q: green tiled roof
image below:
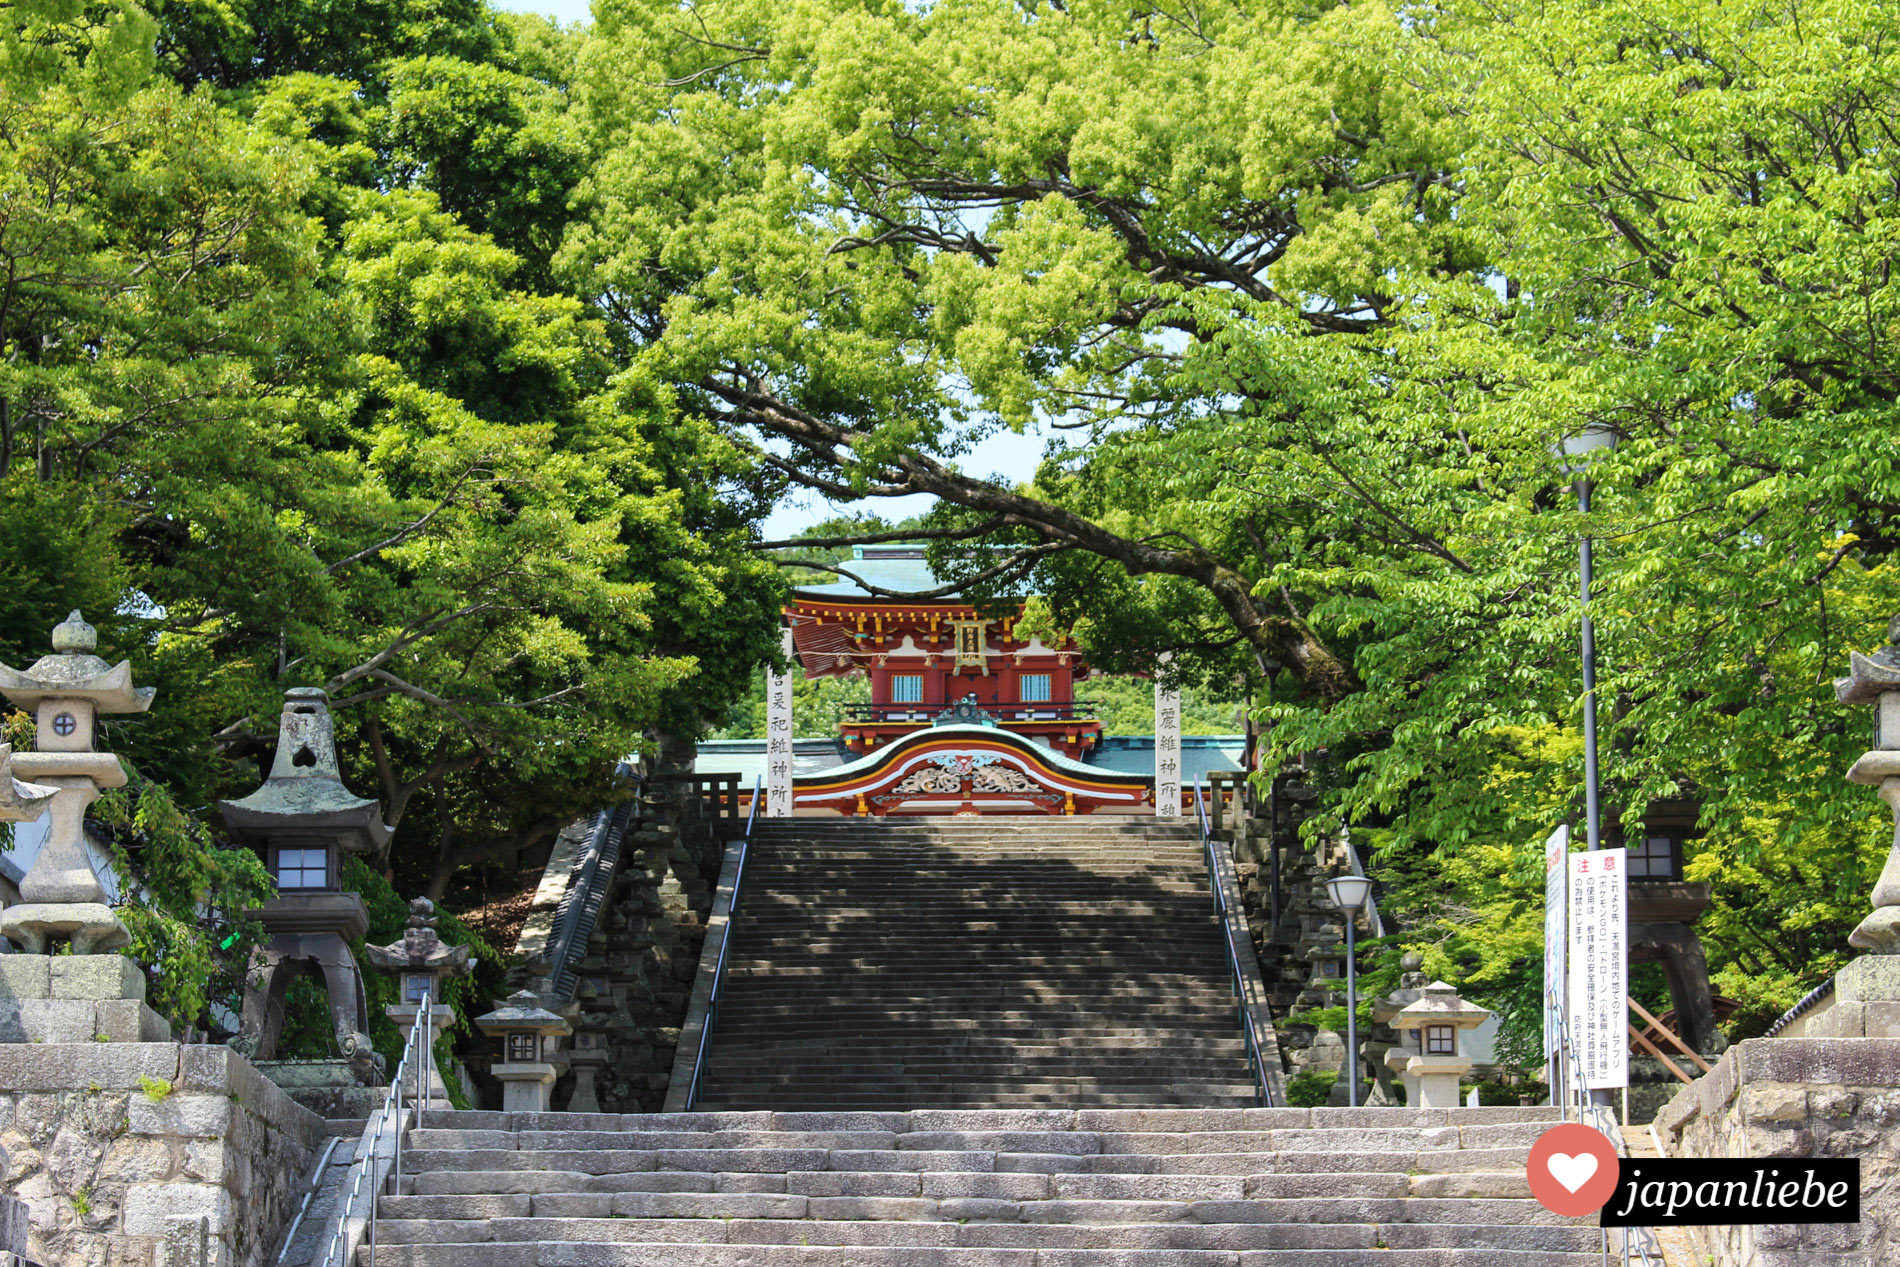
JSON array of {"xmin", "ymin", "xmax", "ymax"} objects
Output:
[{"xmin": 792, "ymin": 545, "xmax": 1001, "ymax": 601}]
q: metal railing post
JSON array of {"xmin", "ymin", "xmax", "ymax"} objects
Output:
[{"xmin": 685, "ymin": 777, "xmax": 763, "ymax": 1110}]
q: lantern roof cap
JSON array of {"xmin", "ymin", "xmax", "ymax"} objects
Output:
[
  {"xmin": 474, "ymin": 990, "xmax": 571, "ymax": 1036},
  {"xmin": 219, "ymin": 689, "xmax": 389, "ymax": 853},
  {"xmin": 364, "ymin": 897, "xmax": 472, "ymax": 976},
  {"xmin": 0, "ymin": 612, "xmax": 155, "ymax": 714},
  {"xmin": 1837, "ymin": 617, "xmax": 1900, "ymax": 703},
  {"xmin": 1391, "ymin": 982, "xmax": 1491, "ymax": 1031}
]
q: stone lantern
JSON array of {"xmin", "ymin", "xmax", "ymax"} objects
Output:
[
  {"xmin": 474, "ymin": 991, "xmax": 572, "ymax": 1112},
  {"xmin": 563, "ymin": 1034, "xmax": 610, "ymax": 1114},
  {"xmin": 1387, "ymin": 982, "xmax": 1491, "ymax": 1109},
  {"xmin": 219, "ymin": 688, "xmax": 389, "ymax": 1081},
  {"xmin": 0, "ymin": 612, "xmax": 153, "ymax": 954},
  {"xmin": 1369, "ymin": 951, "xmax": 1429, "ymax": 1104},
  {"xmin": 365, "ymin": 897, "xmax": 471, "ymax": 1107},
  {"xmin": 1835, "ymin": 615, "xmax": 1900, "ymax": 954}
]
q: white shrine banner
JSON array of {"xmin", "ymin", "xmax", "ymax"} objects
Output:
[
  {"xmin": 1543, "ymin": 824, "xmax": 1570, "ymax": 1063},
  {"xmin": 765, "ymin": 627, "xmax": 794, "ymax": 817},
  {"xmin": 1567, "ymin": 847, "xmax": 1628, "ymax": 1090},
  {"xmin": 1154, "ymin": 654, "xmax": 1182, "ymax": 818}
]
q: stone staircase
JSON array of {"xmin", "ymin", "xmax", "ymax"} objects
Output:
[
  {"xmin": 361, "ymin": 1106, "xmax": 1600, "ymax": 1265},
  {"xmin": 694, "ymin": 819, "xmax": 1261, "ymax": 1109}
]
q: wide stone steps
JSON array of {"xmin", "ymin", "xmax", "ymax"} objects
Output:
[
  {"xmin": 358, "ymin": 1110, "xmax": 1601, "ymax": 1267},
  {"xmin": 699, "ymin": 819, "xmax": 1255, "ymax": 1108}
]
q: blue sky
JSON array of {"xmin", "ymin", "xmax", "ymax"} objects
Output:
[{"xmin": 494, "ymin": 0, "xmax": 593, "ymax": 23}]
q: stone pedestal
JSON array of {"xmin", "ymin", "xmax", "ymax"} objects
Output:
[
  {"xmin": 1403, "ymin": 1053, "xmax": 1473, "ymax": 1108},
  {"xmin": 491, "ymin": 1061, "xmax": 560, "ymax": 1113},
  {"xmin": 384, "ymin": 1001, "xmax": 457, "ymax": 1107},
  {"xmin": 1383, "ymin": 1047, "xmax": 1420, "ymax": 1106},
  {"xmin": 565, "ymin": 1043, "xmax": 608, "ymax": 1114},
  {"xmin": 0, "ymin": 954, "xmax": 170, "ymax": 1044}
]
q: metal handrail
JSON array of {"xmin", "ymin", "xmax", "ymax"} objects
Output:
[
  {"xmin": 318, "ymin": 988, "xmax": 436, "ymax": 1267},
  {"xmin": 547, "ymin": 766, "xmax": 641, "ymax": 1000},
  {"xmin": 1196, "ymin": 783, "xmax": 1275, "ymax": 1107},
  {"xmin": 1547, "ymin": 1001, "xmax": 1663, "ymax": 1267},
  {"xmin": 272, "ymin": 1135, "xmax": 342, "ymax": 1265},
  {"xmin": 684, "ymin": 775, "xmax": 763, "ymax": 1110}
]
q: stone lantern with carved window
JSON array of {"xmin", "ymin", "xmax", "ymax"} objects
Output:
[
  {"xmin": 474, "ymin": 990, "xmax": 573, "ymax": 1112},
  {"xmin": 366, "ymin": 897, "xmax": 472, "ymax": 1107},
  {"xmin": 1387, "ymin": 982, "xmax": 1491, "ymax": 1109},
  {"xmin": 0, "ymin": 611, "xmax": 154, "ymax": 955},
  {"xmin": 219, "ymin": 688, "xmax": 389, "ymax": 1081}
]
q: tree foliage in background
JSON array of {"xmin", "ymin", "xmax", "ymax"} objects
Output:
[
  {"xmin": 0, "ymin": 0, "xmax": 779, "ymax": 1048},
  {"xmin": 570, "ymin": 0, "xmax": 1900, "ymax": 1055},
  {"xmin": 7, "ymin": 0, "xmax": 1900, "ymax": 1065}
]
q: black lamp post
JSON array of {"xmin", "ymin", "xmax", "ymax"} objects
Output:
[
  {"xmin": 1558, "ymin": 425, "xmax": 1618, "ymax": 851},
  {"xmin": 1325, "ymin": 873, "xmax": 1373, "ymax": 1107}
]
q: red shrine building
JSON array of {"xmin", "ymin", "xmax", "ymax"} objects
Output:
[
  {"xmin": 788, "ymin": 546, "xmax": 1103, "ymax": 760},
  {"xmin": 695, "ymin": 544, "xmax": 1245, "ymax": 816}
]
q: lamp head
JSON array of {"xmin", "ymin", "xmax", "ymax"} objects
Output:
[
  {"xmin": 1555, "ymin": 424, "xmax": 1620, "ymax": 475},
  {"xmin": 1326, "ymin": 873, "xmax": 1372, "ymax": 912}
]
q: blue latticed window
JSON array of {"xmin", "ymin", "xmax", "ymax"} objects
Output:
[
  {"xmin": 891, "ymin": 674, "xmax": 924, "ymax": 703},
  {"xmin": 1629, "ymin": 835, "xmax": 1681, "ymax": 881},
  {"xmin": 274, "ymin": 847, "xmax": 328, "ymax": 889},
  {"xmin": 1020, "ymin": 673, "xmax": 1052, "ymax": 702}
]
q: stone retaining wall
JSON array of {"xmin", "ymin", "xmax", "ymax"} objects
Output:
[
  {"xmin": 0, "ymin": 1042, "xmax": 320, "ymax": 1267},
  {"xmin": 1655, "ymin": 1036, "xmax": 1900, "ymax": 1266}
]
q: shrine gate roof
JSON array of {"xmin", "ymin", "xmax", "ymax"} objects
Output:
[{"xmin": 790, "ymin": 545, "xmax": 995, "ymax": 603}]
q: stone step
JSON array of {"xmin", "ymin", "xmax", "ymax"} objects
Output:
[
  {"xmin": 419, "ymin": 1109, "xmax": 1559, "ymax": 1131},
  {"xmin": 688, "ymin": 1090, "xmax": 1273, "ymax": 1109},
  {"xmin": 358, "ymin": 1242, "xmax": 1604, "ymax": 1266},
  {"xmin": 408, "ymin": 1132, "xmax": 1550, "ymax": 1162},
  {"xmin": 403, "ymin": 1148, "xmax": 1532, "ymax": 1195},
  {"xmin": 710, "ymin": 989, "xmax": 1242, "ymax": 1005},
  {"xmin": 370, "ymin": 1216, "xmax": 1598, "ymax": 1250},
  {"xmin": 709, "ymin": 1007, "xmax": 1245, "ymax": 1023},
  {"xmin": 709, "ymin": 1022, "xmax": 1246, "ymax": 1038},
  {"xmin": 397, "ymin": 1170, "xmax": 1527, "ymax": 1200},
  {"xmin": 690, "ymin": 1096, "xmax": 1269, "ymax": 1111},
  {"xmin": 376, "ymin": 1192, "xmax": 1565, "ymax": 1225},
  {"xmin": 702, "ymin": 1043, "xmax": 1251, "ymax": 1060},
  {"xmin": 394, "ymin": 1162, "xmax": 1522, "ymax": 1200}
]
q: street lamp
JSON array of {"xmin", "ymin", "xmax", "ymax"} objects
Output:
[
  {"xmin": 1557, "ymin": 424, "xmax": 1619, "ymax": 852},
  {"xmin": 1325, "ymin": 873, "xmax": 1373, "ymax": 1107}
]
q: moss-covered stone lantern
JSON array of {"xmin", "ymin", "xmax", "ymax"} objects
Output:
[
  {"xmin": 219, "ymin": 688, "xmax": 390, "ymax": 1080},
  {"xmin": 366, "ymin": 897, "xmax": 471, "ymax": 1107}
]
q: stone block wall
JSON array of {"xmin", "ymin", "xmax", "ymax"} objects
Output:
[
  {"xmin": 553, "ymin": 824, "xmax": 712, "ymax": 1111},
  {"xmin": 0, "ymin": 1042, "xmax": 319, "ymax": 1267},
  {"xmin": 505, "ymin": 804, "xmax": 724, "ymax": 1114},
  {"xmin": 1655, "ymin": 1036, "xmax": 1900, "ymax": 1266},
  {"xmin": 0, "ymin": 957, "xmax": 173, "ymax": 1045}
]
